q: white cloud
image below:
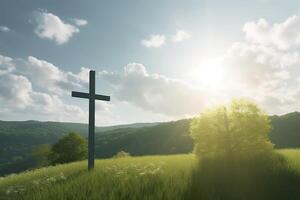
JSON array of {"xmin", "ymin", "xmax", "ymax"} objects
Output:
[
  {"xmin": 73, "ymin": 18, "xmax": 88, "ymax": 26},
  {"xmin": 243, "ymin": 15, "xmax": 300, "ymax": 50},
  {"xmin": 141, "ymin": 34, "xmax": 166, "ymax": 48},
  {"xmin": 218, "ymin": 43, "xmax": 298, "ymax": 114},
  {"xmin": 34, "ymin": 11, "xmax": 79, "ymax": 44},
  {"xmin": 8, "ymin": 56, "xmax": 94, "ymax": 96},
  {"xmin": 100, "ymin": 63, "xmax": 215, "ymax": 116},
  {"xmin": 214, "ymin": 15, "xmax": 300, "ymax": 114},
  {"xmin": 0, "ymin": 74, "xmax": 33, "ymax": 108},
  {"xmin": 0, "ymin": 54, "xmax": 116, "ymax": 123},
  {"xmin": 0, "ymin": 55, "xmax": 15, "ymax": 75},
  {"xmin": 0, "ymin": 72, "xmax": 86, "ymax": 122},
  {"xmin": 0, "ymin": 26, "xmax": 10, "ymax": 32},
  {"xmin": 222, "ymin": 42, "xmax": 299, "ymax": 91},
  {"xmin": 171, "ymin": 30, "xmax": 191, "ymax": 43},
  {"xmin": 18, "ymin": 56, "xmax": 76, "ymax": 95},
  {"xmin": 3, "ymin": 13, "xmax": 300, "ymax": 123},
  {"xmin": 68, "ymin": 67, "xmax": 90, "ymax": 84}
]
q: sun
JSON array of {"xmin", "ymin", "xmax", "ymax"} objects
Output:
[{"xmin": 189, "ymin": 59, "xmax": 225, "ymax": 88}]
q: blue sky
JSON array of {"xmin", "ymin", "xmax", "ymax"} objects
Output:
[{"xmin": 1, "ymin": 0, "xmax": 300, "ymax": 125}]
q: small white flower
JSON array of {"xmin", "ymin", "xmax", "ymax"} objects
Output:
[{"xmin": 139, "ymin": 172, "xmax": 146, "ymax": 176}]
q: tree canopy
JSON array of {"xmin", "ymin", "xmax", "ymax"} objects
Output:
[
  {"xmin": 48, "ymin": 132, "xmax": 87, "ymax": 164},
  {"xmin": 190, "ymin": 99, "xmax": 273, "ymax": 158}
]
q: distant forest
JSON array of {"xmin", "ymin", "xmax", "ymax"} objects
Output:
[{"xmin": 1, "ymin": 112, "xmax": 300, "ymax": 176}]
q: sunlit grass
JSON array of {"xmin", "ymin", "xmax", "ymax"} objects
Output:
[
  {"xmin": 1, "ymin": 150, "xmax": 300, "ymax": 200},
  {"xmin": 278, "ymin": 149, "xmax": 300, "ymax": 168},
  {"xmin": 0, "ymin": 154, "xmax": 195, "ymax": 200}
]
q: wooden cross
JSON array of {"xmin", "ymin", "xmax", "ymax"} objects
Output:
[{"xmin": 71, "ymin": 70, "xmax": 110, "ymax": 170}]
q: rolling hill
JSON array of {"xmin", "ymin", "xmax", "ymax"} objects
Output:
[
  {"xmin": 1, "ymin": 112, "xmax": 300, "ymax": 176},
  {"xmin": 1, "ymin": 150, "xmax": 300, "ymax": 200},
  {"xmin": 0, "ymin": 120, "xmax": 158, "ymax": 176}
]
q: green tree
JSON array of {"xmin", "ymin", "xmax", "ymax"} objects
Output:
[
  {"xmin": 190, "ymin": 98, "xmax": 273, "ymax": 158},
  {"xmin": 32, "ymin": 144, "xmax": 51, "ymax": 167},
  {"xmin": 49, "ymin": 132, "xmax": 87, "ymax": 165}
]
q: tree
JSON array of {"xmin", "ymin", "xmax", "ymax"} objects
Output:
[
  {"xmin": 32, "ymin": 144, "xmax": 51, "ymax": 167},
  {"xmin": 48, "ymin": 132, "xmax": 87, "ymax": 165},
  {"xmin": 190, "ymin": 98, "xmax": 273, "ymax": 158}
]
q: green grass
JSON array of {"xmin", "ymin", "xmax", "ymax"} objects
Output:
[
  {"xmin": 0, "ymin": 154, "xmax": 195, "ymax": 200},
  {"xmin": 2, "ymin": 150, "xmax": 300, "ymax": 200},
  {"xmin": 278, "ymin": 149, "xmax": 300, "ymax": 168}
]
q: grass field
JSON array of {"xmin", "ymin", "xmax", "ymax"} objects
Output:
[
  {"xmin": 1, "ymin": 150, "xmax": 300, "ymax": 200},
  {"xmin": 0, "ymin": 154, "xmax": 196, "ymax": 200}
]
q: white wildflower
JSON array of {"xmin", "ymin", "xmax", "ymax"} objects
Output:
[{"xmin": 139, "ymin": 172, "xmax": 146, "ymax": 176}]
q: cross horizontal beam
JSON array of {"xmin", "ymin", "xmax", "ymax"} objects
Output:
[{"xmin": 72, "ymin": 91, "xmax": 110, "ymax": 101}]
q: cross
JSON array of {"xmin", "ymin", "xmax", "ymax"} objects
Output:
[{"xmin": 71, "ymin": 70, "xmax": 110, "ymax": 170}]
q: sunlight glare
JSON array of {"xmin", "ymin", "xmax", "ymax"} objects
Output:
[{"xmin": 189, "ymin": 59, "xmax": 224, "ymax": 88}]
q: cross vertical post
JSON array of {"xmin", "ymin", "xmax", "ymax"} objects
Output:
[
  {"xmin": 88, "ymin": 70, "xmax": 95, "ymax": 170},
  {"xmin": 71, "ymin": 70, "xmax": 110, "ymax": 171}
]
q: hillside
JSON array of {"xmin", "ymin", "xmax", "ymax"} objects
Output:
[
  {"xmin": 269, "ymin": 112, "xmax": 300, "ymax": 148},
  {"xmin": 0, "ymin": 155, "xmax": 195, "ymax": 200},
  {"xmin": 0, "ymin": 120, "xmax": 158, "ymax": 176},
  {"xmin": 95, "ymin": 119, "xmax": 192, "ymax": 158},
  {"xmin": 1, "ymin": 150, "xmax": 300, "ymax": 200},
  {"xmin": 1, "ymin": 112, "xmax": 300, "ymax": 176}
]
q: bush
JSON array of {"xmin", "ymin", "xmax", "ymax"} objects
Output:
[
  {"xmin": 113, "ymin": 151, "xmax": 131, "ymax": 158},
  {"xmin": 190, "ymin": 98, "xmax": 273, "ymax": 159},
  {"xmin": 48, "ymin": 133, "xmax": 87, "ymax": 165},
  {"xmin": 186, "ymin": 99, "xmax": 300, "ymax": 200}
]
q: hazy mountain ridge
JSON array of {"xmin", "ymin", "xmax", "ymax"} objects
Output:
[
  {"xmin": 0, "ymin": 120, "xmax": 159, "ymax": 136},
  {"xmin": 269, "ymin": 112, "xmax": 300, "ymax": 148}
]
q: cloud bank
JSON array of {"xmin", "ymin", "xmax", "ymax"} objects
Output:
[
  {"xmin": 99, "ymin": 63, "xmax": 213, "ymax": 116},
  {"xmin": 0, "ymin": 54, "xmax": 109, "ymax": 122},
  {"xmin": 243, "ymin": 15, "xmax": 300, "ymax": 50}
]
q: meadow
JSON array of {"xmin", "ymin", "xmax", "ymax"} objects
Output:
[
  {"xmin": 0, "ymin": 154, "xmax": 195, "ymax": 200},
  {"xmin": 1, "ymin": 150, "xmax": 300, "ymax": 200}
]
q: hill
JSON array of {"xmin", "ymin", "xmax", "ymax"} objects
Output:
[
  {"xmin": 0, "ymin": 154, "xmax": 195, "ymax": 200},
  {"xmin": 1, "ymin": 111, "xmax": 300, "ymax": 176},
  {"xmin": 1, "ymin": 150, "xmax": 300, "ymax": 200},
  {"xmin": 269, "ymin": 112, "xmax": 300, "ymax": 148},
  {"xmin": 0, "ymin": 120, "xmax": 158, "ymax": 176},
  {"xmin": 95, "ymin": 119, "xmax": 192, "ymax": 158}
]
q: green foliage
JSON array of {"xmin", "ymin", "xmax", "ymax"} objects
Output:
[
  {"xmin": 32, "ymin": 144, "xmax": 51, "ymax": 167},
  {"xmin": 186, "ymin": 99, "xmax": 300, "ymax": 200},
  {"xmin": 191, "ymin": 99, "xmax": 273, "ymax": 158},
  {"xmin": 48, "ymin": 133, "xmax": 87, "ymax": 165}
]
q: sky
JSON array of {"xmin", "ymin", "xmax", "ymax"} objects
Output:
[{"xmin": 1, "ymin": 0, "xmax": 300, "ymax": 125}]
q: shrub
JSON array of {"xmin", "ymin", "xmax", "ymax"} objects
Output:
[
  {"xmin": 113, "ymin": 151, "xmax": 131, "ymax": 158},
  {"xmin": 48, "ymin": 133, "xmax": 87, "ymax": 165},
  {"xmin": 190, "ymin": 98, "xmax": 273, "ymax": 159}
]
